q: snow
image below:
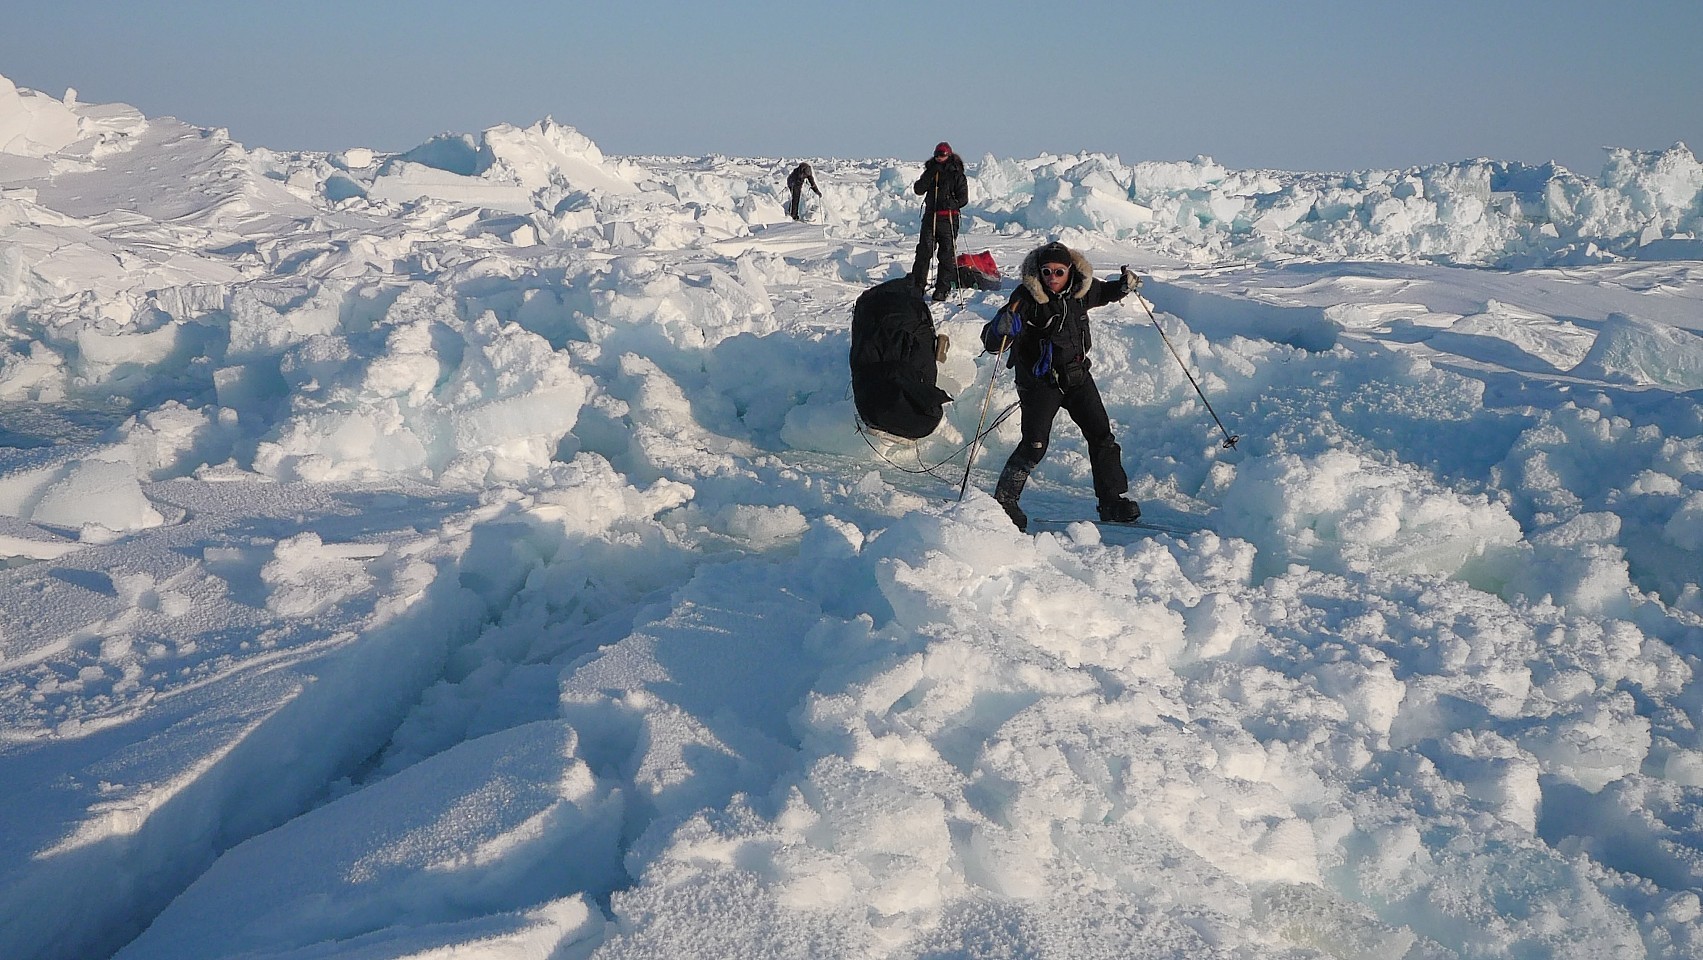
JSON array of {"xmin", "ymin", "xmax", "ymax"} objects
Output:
[{"xmin": 3, "ymin": 74, "xmax": 1703, "ymax": 960}]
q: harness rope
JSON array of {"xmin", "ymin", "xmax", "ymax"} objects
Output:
[{"xmin": 855, "ymin": 398, "xmax": 1019, "ymax": 486}]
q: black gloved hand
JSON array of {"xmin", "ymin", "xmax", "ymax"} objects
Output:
[
  {"xmin": 982, "ymin": 307, "xmax": 1022, "ymax": 353},
  {"xmin": 1119, "ymin": 265, "xmax": 1142, "ymax": 296}
]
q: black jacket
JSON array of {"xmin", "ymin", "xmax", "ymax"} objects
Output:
[
  {"xmin": 913, "ymin": 154, "xmax": 967, "ymax": 213},
  {"xmin": 787, "ymin": 162, "xmax": 821, "ymax": 195},
  {"xmin": 982, "ymin": 244, "xmax": 1131, "ymax": 387}
]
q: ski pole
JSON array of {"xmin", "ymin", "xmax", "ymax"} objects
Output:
[
  {"xmin": 1135, "ymin": 291, "xmax": 1240, "ymax": 450},
  {"xmin": 958, "ymin": 335, "xmax": 1009, "ymax": 501}
]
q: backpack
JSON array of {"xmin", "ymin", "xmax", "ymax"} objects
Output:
[{"xmin": 849, "ymin": 278, "xmax": 954, "ymax": 438}]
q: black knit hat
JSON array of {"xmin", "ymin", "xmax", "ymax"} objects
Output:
[{"xmin": 1036, "ymin": 242, "xmax": 1072, "ymax": 268}]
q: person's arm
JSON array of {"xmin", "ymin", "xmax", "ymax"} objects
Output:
[
  {"xmin": 913, "ymin": 160, "xmax": 937, "ymax": 196},
  {"xmin": 1085, "ymin": 278, "xmax": 1120, "ymax": 309},
  {"xmin": 980, "ymin": 292, "xmax": 1027, "ymax": 352},
  {"xmin": 1085, "ymin": 268, "xmax": 1141, "ymax": 309},
  {"xmin": 809, "ymin": 174, "xmax": 821, "ymax": 196}
]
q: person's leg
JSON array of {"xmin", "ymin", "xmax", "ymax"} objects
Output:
[
  {"xmin": 790, "ymin": 185, "xmax": 802, "ymax": 220},
  {"xmin": 932, "ymin": 216, "xmax": 959, "ymax": 301},
  {"xmin": 911, "ymin": 214, "xmax": 937, "ymax": 289},
  {"xmin": 993, "ymin": 384, "xmax": 1063, "ymax": 530},
  {"xmin": 1061, "ymin": 376, "xmax": 1131, "ymax": 505}
]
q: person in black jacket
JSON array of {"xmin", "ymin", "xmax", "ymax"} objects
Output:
[
  {"xmin": 909, "ymin": 141, "xmax": 968, "ymax": 302},
  {"xmin": 979, "ymin": 241, "xmax": 1143, "ymax": 531},
  {"xmin": 786, "ymin": 162, "xmax": 821, "ymax": 221}
]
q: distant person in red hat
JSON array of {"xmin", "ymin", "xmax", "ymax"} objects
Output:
[{"xmin": 910, "ymin": 141, "xmax": 968, "ymax": 302}]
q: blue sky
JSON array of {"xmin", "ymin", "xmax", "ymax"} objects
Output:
[{"xmin": 4, "ymin": 0, "xmax": 1700, "ymax": 174}]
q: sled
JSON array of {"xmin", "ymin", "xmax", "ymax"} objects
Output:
[{"xmin": 955, "ymin": 251, "xmax": 1001, "ymax": 291}]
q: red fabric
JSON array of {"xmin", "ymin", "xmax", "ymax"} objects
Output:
[{"xmin": 955, "ymin": 250, "xmax": 1000, "ymax": 279}]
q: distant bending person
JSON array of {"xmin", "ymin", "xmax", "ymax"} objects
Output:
[
  {"xmin": 787, "ymin": 162, "xmax": 822, "ymax": 221},
  {"xmin": 910, "ymin": 141, "xmax": 967, "ymax": 302},
  {"xmin": 979, "ymin": 241, "xmax": 1144, "ymax": 532}
]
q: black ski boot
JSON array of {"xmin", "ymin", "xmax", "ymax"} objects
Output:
[
  {"xmin": 994, "ymin": 458, "xmax": 1033, "ymax": 533},
  {"xmin": 997, "ymin": 498, "xmax": 1028, "ymax": 533},
  {"xmin": 1097, "ymin": 497, "xmax": 1141, "ymax": 524}
]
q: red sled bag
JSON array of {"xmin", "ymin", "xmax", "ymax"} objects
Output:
[{"xmin": 954, "ymin": 251, "xmax": 1002, "ymax": 291}]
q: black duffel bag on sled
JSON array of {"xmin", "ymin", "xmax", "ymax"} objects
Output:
[{"xmin": 849, "ymin": 277, "xmax": 953, "ymax": 439}]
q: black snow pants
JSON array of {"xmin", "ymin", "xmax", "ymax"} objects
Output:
[
  {"xmin": 994, "ymin": 370, "xmax": 1129, "ymax": 506},
  {"xmin": 910, "ymin": 210, "xmax": 959, "ymax": 299}
]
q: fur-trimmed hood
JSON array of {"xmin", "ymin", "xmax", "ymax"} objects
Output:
[{"xmin": 1019, "ymin": 243, "xmax": 1096, "ymax": 303}]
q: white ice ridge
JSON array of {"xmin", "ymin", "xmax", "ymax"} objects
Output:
[{"xmin": 3, "ymin": 73, "xmax": 1703, "ymax": 960}]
